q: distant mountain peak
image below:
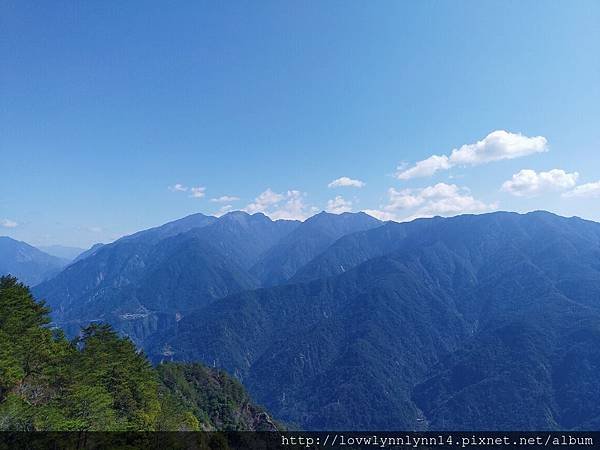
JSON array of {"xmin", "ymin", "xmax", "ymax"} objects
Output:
[
  {"xmin": 302, "ymin": 210, "xmax": 381, "ymax": 231},
  {"xmin": 0, "ymin": 236, "xmax": 68, "ymax": 286},
  {"xmin": 148, "ymin": 211, "xmax": 600, "ymax": 430},
  {"xmin": 218, "ymin": 211, "xmax": 276, "ymax": 228},
  {"xmin": 249, "ymin": 210, "xmax": 382, "ymax": 286},
  {"xmin": 222, "ymin": 210, "xmax": 251, "ymax": 218}
]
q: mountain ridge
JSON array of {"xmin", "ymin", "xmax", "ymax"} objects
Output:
[
  {"xmin": 25, "ymin": 210, "xmax": 600, "ymax": 429},
  {"xmin": 143, "ymin": 210, "xmax": 600, "ymax": 430},
  {"xmin": 250, "ymin": 211, "xmax": 382, "ymax": 286},
  {"xmin": 0, "ymin": 236, "xmax": 69, "ymax": 286}
]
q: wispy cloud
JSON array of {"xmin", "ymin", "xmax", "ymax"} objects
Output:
[
  {"xmin": 189, "ymin": 187, "xmax": 206, "ymax": 198},
  {"xmin": 214, "ymin": 204, "xmax": 234, "ymax": 217},
  {"xmin": 364, "ymin": 183, "xmax": 497, "ymax": 222},
  {"xmin": 244, "ymin": 188, "xmax": 317, "ymax": 220},
  {"xmin": 502, "ymin": 169, "xmax": 579, "ymax": 197},
  {"xmin": 397, "ymin": 130, "xmax": 548, "ymax": 180},
  {"xmin": 1, "ymin": 219, "xmax": 18, "ymax": 228},
  {"xmin": 211, "ymin": 195, "xmax": 240, "ymax": 203},
  {"xmin": 562, "ymin": 181, "xmax": 600, "ymax": 198},
  {"xmin": 168, "ymin": 183, "xmax": 206, "ymax": 199},
  {"xmin": 326, "ymin": 196, "xmax": 353, "ymax": 214},
  {"xmin": 168, "ymin": 183, "xmax": 188, "ymax": 192},
  {"xmin": 396, "ymin": 155, "xmax": 451, "ymax": 180},
  {"xmin": 328, "ymin": 177, "xmax": 366, "ymax": 188}
]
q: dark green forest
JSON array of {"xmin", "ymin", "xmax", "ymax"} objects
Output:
[{"xmin": 0, "ymin": 276, "xmax": 278, "ymax": 432}]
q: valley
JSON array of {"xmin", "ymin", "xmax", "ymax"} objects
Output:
[{"xmin": 14, "ymin": 210, "xmax": 600, "ymax": 430}]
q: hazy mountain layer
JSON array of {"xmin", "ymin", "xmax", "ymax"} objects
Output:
[
  {"xmin": 34, "ymin": 211, "xmax": 303, "ymax": 343},
  {"xmin": 31, "ymin": 210, "xmax": 600, "ymax": 430},
  {"xmin": 145, "ymin": 211, "xmax": 600, "ymax": 430},
  {"xmin": 38, "ymin": 245, "xmax": 86, "ymax": 261},
  {"xmin": 0, "ymin": 236, "xmax": 68, "ymax": 286}
]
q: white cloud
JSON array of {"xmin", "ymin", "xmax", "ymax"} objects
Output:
[
  {"xmin": 169, "ymin": 183, "xmax": 206, "ymax": 199},
  {"xmin": 189, "ymin": 186, "xmax": 206, "ymax": 198},
  {"xmin": 211, "ymin": 195, "xmax": 240, "ymax": 203},
  {"xmin": 168, "ymin": 183, "xmax": 188, "ymax": 192},
  {"xmin": 397, "ymin": 130, "xmax": 548, "ymax": 179},
  {"xmin": 396, "ymin": 155, "xmax": 451, "ymax": 180},
  {"xmin": 1, "ymin": 219, "xmax": 18, "ymax": 228},
  {"xmin": 361, "ymin": 209, "xmax": 398, "ymax": 222},
  {"xmin": 88, "ymin": 226, "xmax": 103, "ymax": 233},
  {"xmin": 501, "ymin": 169, "xmax": 579, "ymax": 197},
  {"xmin": 365, "ymin": 183, "xmax": 497, "ymax": 222},
  {"xmin": 328, "ymin": 177, "xmax": 366, "ymax": 188},
  {"xmin": 563, "ymin": 181, "xmax": 600, "ymax": 198},
  {"xmin": 449, "ymin": 130, "xmax": 548, "ymax": 165},
  {"xmin": 214, "ymin": 204, "xmax": 234, "ymax": 217},
  {"xmin": 244, "ymin": 188, "xmax": 284, "ymax": 213},
  {"xmin": 244, "ymin": 188, "xmax": 316, "ymax": 220},
  {"xmin": 326, "ymin": 196, "xmax": 353, "ymax": 214}
]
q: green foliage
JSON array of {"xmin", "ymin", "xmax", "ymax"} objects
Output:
[
  {"xmin": 72, "ymin": 323, "xmax": 160, "ymax": 429},
  {"xmin": 0, "ymin": 275, "xmax": 277, "ymax": 431},
  {"xmin": 155, "ymin": 385, "xmax": 201, "ymax": 431},
  {"xmin": 157, "ymin": 363, "xmax": 281, "ymax": 431}
]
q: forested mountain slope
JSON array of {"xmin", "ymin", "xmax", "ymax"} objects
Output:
[
  {"xmin": 0, "ymin": 276, "xmax": 279, "ymax": 431},
  {"xmin": 33, "ymin": 211, "xmax": 376, "ymax": 344},
  {"xmin": 28, "ymin": 210, "xmax": 600, "ymax": 430},
  {"xmin": 250, "ymin": 211, "xmax": 381, "ymax": 286},
  {"xmin": 145, "ymin": 211, "xmax": 600, "ymax": 430},
  {"xmin": 33, "ymin": 212, "xmax": 300, "ymax": 343}
]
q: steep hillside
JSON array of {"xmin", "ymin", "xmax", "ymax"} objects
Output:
[
  {"xmin": 0, "ymin": 276, "xmax": 279, "ymax": 432},
  {"xmin": 0, "ymin": 237, "xmax": 68, "ymax": 286},
  {"xmin": 250, "ymin": 211, "xmax": 381, "ymax": 286},
  {"xmin": 158, "ymin": 363, "xmax": 280, "ymax": 431},
  {"xmin": 146, "ymin": 212, "xmax": 600, "ymax": 430},
  {"xmin": 72, "ymin": 243, "xmax": 105, "ymax": 264},
  {"xmin": 33, "ymin": 212, "xmax": 299, "ymax": 344},
  {"xmin": 33, "ymin": 213, "xmax": 218, "ymax": 342}
]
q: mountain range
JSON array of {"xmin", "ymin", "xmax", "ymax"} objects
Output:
[
  {"xmin": 8, "ymin": 210, "xmax": 600, "ymax": 430},
  {"xmin": 0, "ymin": 236, "xmax": 69, "ymax": 286},
  {"xmin": 33, "ymin": 211, "xmax": 380, "ymax": 343}
]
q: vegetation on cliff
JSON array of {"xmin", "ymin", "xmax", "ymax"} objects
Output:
[{"xmin": 0, "ymin": 275, "xmax": 278, "ymax": 431}]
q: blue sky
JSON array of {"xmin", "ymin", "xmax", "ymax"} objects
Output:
[{"xmin": 2, "ymin": 1, "xmax": 599, "ymax": 248}]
